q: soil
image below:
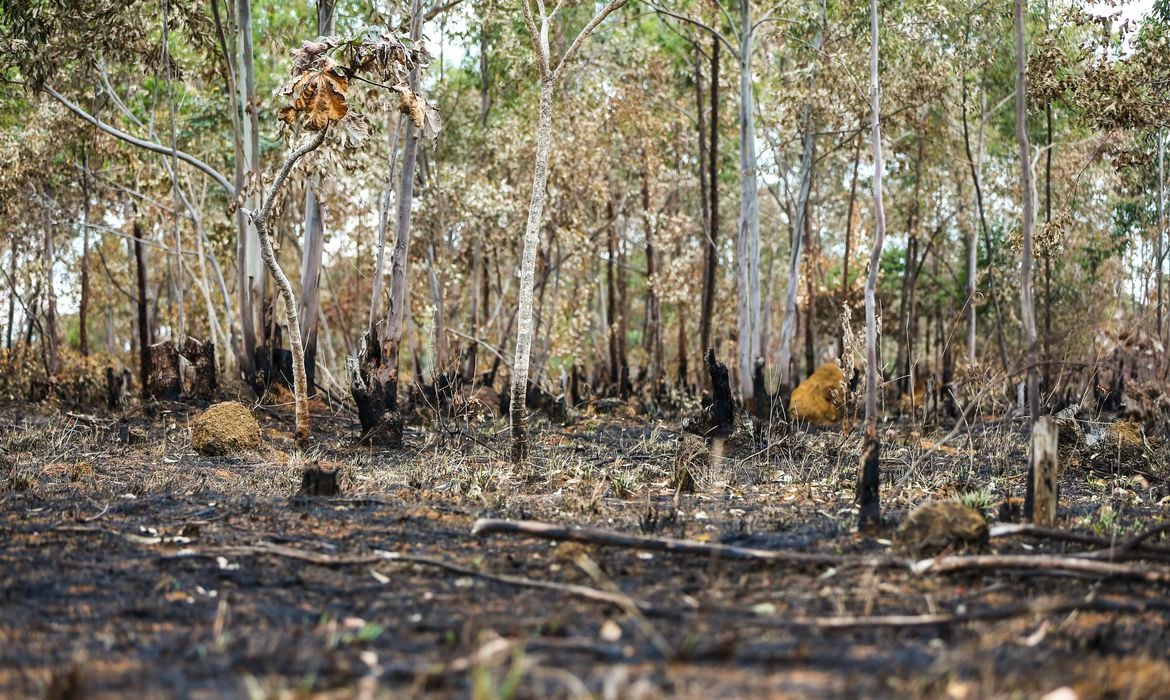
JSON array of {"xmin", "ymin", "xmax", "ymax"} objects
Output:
[{"xmin": 1, "ymin": 400, "xmax": 1169, "ymax": 699}]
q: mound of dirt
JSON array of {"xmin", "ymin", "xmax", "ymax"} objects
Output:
[
  {"xmin": 789, "ymin": 362, "xmax": 846, "ymax": 425},
  {"xmin": 190, "ymin": 401, "xmax": 262, "ymax": 456},
  {"xmin": 894, "ymin": 501, "xmax": 988, "ymax": 557}
]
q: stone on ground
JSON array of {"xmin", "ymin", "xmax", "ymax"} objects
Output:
[
  {"xmin": 190, "ymin": 401, "xmax": 262, "ymax": 456},
  {"xmin": 789, "ymin": 361, "xmax": 846, "ymax": 425}
]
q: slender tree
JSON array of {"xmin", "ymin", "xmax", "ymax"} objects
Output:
[
  {"xmin": 858, "ymin": 0, "xmax": 886, "ymax": 529},
  {"xmin": 1015, "ymin": 0, "xmax": 1040, "ymax": 517},
  {"xmin": 510, "ymin": 0, "xmax": 632, "ymax": 462}
]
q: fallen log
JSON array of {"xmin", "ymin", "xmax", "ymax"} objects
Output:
[{"xmin": 471, "ymin": 517, "xmax": 893, "ymax": 568}]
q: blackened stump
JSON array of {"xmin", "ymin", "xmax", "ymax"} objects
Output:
[
  {"xmin": 858, "ymin": 434, "xmax": 882, "ymax": 529},
  {"xmin": 299, "ymin": 466, "xmax": 341, "ymax": 496}
]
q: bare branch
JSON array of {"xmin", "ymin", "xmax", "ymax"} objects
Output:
[
  {"xmin": 644, "ymin": 2, "xmax": 740, "ymax": 61},
  {"xmin": 42, "ymin": 85, "xmax": 236, "ymax": 198},
  {"xmin": 252, "ymin": 129, "xmax": 329, "ymax": 226}
]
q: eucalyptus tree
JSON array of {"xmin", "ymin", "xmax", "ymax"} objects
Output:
[
  {"xmin": 509, "ymin": 0, "xmax": 632, "ymax": 462},
  {"xmin": 858, "ymin": 0, "xmax": 886, "ymax": 529}
]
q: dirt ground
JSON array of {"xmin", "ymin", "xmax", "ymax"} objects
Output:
[{"xmin": 2, "ymin": 399, "xmax": 1170, "ymax": 699}]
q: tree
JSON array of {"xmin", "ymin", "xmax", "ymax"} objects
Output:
[
  {"xmin": 509, "ymin": 0, "xmax": 632, "ymax": 462},
  {"xmin": 858, "ymin": 0, "xmax": 886, "ymax": 530},
  {"xmin": 1015, "ymin": 0, "xmax": 1040, "ymax": 516}
]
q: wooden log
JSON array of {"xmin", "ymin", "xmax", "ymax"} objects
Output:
[{"xmin": 1031, "ymin": 415, "xmax": 1059, "ymax": 526}]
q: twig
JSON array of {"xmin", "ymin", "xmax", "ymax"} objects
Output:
[{"xmin": 472, "ymin": 518, "xmax": 895, "ymax": 568}]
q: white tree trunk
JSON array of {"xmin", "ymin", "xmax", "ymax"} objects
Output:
[
  {"xmin": 510, "ymin": 78, "xmax": 555, "ymax": 462},
  {"xmin": 859, "ymin": 0, "xmax": 887, "ymax": 528},
  {"xmin": 736, "ymin": 3, "xmax": 761, "ymax": 402},
  {"xmin": 237, "ymin": 0, "xmax": 266, "ymax": 357},
  {"xmin": 1016, "ymin": 0, "xmax": 1041, "ymax": 517}
]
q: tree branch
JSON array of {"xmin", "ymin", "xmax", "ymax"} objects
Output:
[
  {"xmin": 42, "ymin": 85, "xmax": 236, "ymax": 198},
  {"xmin": 644, "ymin": 3, "xmax": 740, "ymax": 60}
]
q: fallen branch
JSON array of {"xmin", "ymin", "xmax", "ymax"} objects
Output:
[
  {"xmin": 914, "ymin": 553, "xmax": 1170, "ymax": 583},
  {"xmin": 472, "ymin": 518, "xmax": 895, "ymax": 568},
  {"xmin": 991, "ymin": 522, "xmax": 1170, "ymax": 562},
  {"xmin": 738, "ymin": 596, "xmax": 1170, "ymax": 631}
]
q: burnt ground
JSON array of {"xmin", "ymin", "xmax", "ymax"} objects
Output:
[{"xmin": 1, "ymin": 399, "xmax": 1170, "ymax": 699}]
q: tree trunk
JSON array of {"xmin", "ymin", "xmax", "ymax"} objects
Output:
[
  {"xmin": 352, "ymin": 0, "xmax": 422, "ymax": 445},
  {"xmin": 699, "ymin": 37, "xmax": 720, "ymax": 385},
  {"xmin": 37, "ymin": 195, "xmax": 59, "ymax": 378},
  {"xmin": 1016, "ymin": 0, "xmax": 1041, "ymax": 517},
  {"xmin": 641, "ymin": 166, "xmax": 663, "ymax": 389},
  {"xmin": 860, "ymin": 0, "xmax": 887, "ymax": 530},
  {"xmin": 133, "ymin": 222, "xmax": 151, "ymax": 395},
  {"xmin": 736, "ymin": 2, "xmax": 761, "ymax": 403},
  {"xmin": 510, "ymin": 77, "xmax": 555, "ymax": 462},
  {"xmin": 1159, "ymin": 131, "xmax": 1166, "ymax": 345},
  {"xmin": 79, "ymin": 165, "xmax": 91, "ymax": 357},
  {"xmin": 237, "ymin": 0, "xmax": 267, "ymax": 381},
  {"xmin": 778, "ymin": 104, "xmax": 816, "ymax": 402},
  {"xmin": 5, "ymin": 249, "xmax": 15, "ymax": 350}
]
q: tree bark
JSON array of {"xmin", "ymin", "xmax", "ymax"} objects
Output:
[
  {"xmin": 237, "ymin": 0, "xmax": 267, "ymax": 381},
  {"xmin": 41, "ymin": 200, "xmax": 59, "ymax": 377},
  {"xmin": 1159, "ymin": 131, "xmax": 1166, "ymax": 345},
  {"xmin": 894, "ymin": 136, "xmax": 924, "ymax": 400},
  {"xmin": 960, "ymin": 73, "xmax": 1010, "ymax": 372}
]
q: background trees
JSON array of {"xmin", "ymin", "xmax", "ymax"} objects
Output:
[{"xmin": 0, "ymin": 0, "xmax": 1165, "ymax": 455}]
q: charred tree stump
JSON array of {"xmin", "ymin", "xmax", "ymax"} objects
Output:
[
  {"xmin": 858, "ymin": 434, "xmax": 882, "ymax": 530},
  {"xmin": 752, "ymin": 358, "xmax": 771, "ymax": 423},
  {"xmin": 146, "ymin": 341, "xmax": 181, "ymax": 400},
  {"xmin": 180, "ymin": 338, "xmax": 217, "ymax": 400},
  {"xmin": 346, "ymin": 329, "xmax": 403, "ymax": 447},
  {"xmin": 1031, "ymin": 416, "xmax": 1058, "ymax": 526},
  {"xmin": 683, "ymin": 349, "xmax": 735, "ymax": 438},
  {"xmin": 298, "ymin": 465, "xmax": 341, "ymax": 497},
  {"xmin": 106, "ymin": 367, "xmax": 123, "ymax": 412}
]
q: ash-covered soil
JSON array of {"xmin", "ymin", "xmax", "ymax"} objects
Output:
[{"xmin": 1, "ymin": 401, "xmax": 1168, "ymax": 699}]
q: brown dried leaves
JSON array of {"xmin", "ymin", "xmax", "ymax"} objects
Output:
[{"xmin": 278, "ymin": 60, "xmax": 349, "ymax": 132}]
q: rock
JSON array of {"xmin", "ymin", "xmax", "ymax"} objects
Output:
[
  {"xmin": 190, "ymin": 401, "xmax": 262, "ymax": 456},
  {"xmin": 894, "ymin": 501, "xmax": 988, "ymax": 557},
  {"xmin": 789, "ymin": 361, "xmax": 846, "ymax": 425}
]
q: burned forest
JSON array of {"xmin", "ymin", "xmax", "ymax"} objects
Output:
[{"xmin": 1, "ymin": 0, "xmax": 1170, "ymax": 697}]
